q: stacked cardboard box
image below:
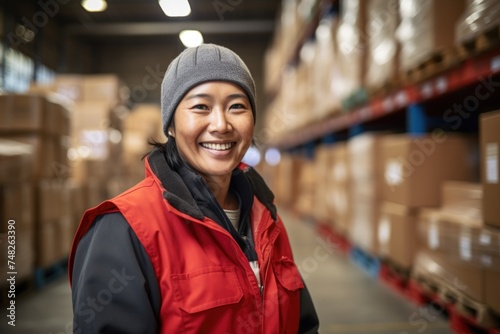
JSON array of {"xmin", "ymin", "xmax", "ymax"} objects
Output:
[
  {"xmin": 417, "ymin": 181, "xmax": 500, "ymax": 313},
  {"xmin": 347, "ymin": 133, "xmax": 386, "ymax": 255},
  {"xmin": 122, "ymin": 103, "xmax": 166, "ymax": 186},
  {"xmin": 0, "ymin": 93, "xmax": 75, "ymax": 269},
  {"xmin": 275, "ymin": 153, "xmax": 302, "ymax": 208},
  {"xmin": 0, "ymin": 140, "xmax": 35, "ymax": 284},
  {"xmin": 481, "ymin": 110, "xmax": 500, "ymax": 229},
  {"xmin": 327, "ymin": 143, "xmax": 351, "ymax": 235},
  {"xmin": 295, "ymin": 157, "xmax": 316, "ymax": 218},
  {"xmin": 312, "ymin": 16, "xmax": 342, "ymax": 118},
  {"xmin": 313, "ymin": 145, "xmax": 332, "ymax": 223},
  {"xmin": 365, "ymin": 0, "xmax": 400, "ymax": 93},
  {"xmin": 456, "ymin": 0, "xmax": 500, "ymax": 45},
  {"xmin": 378, "ymin": 133, "xmax": 478, "ymax": 268},
  {"xmin": 395, "ymin": 0, "xmax": 465, "ymax": 73},
  {"xmin": 336, "ymin": 0, "xmax": 368, "ymax": 102}
]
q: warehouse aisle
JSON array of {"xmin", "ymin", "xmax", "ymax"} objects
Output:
[
  {"xmin": 0, "ymin": 209, "xmax": 452, "ymax": 334},
  {"xmin": 279, "ymin": 209, "xmax": 452, "ymax": 334},
  {"xmin": 0, "ymin": 275, "xmax": 72, "ymax": 334}
]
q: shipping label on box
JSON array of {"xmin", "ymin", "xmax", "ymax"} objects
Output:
[
  {"xmin": 486, "ymin": 143, "xmax": 499, "ymax": 184},
  {"xmin": 381, "ymin": 134, "xmax": 478, "ymax": 207}
]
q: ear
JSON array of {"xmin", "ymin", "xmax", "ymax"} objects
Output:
[{"xmin": 167, "ymin": 126, "xmax": 175, "ymax": 138}]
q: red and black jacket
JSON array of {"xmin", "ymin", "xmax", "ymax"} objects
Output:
[{"xmin": 69, "ymin": 148, "xmax": 319, "ymax": 333}]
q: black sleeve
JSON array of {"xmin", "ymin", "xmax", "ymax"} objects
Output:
[
  {"xmin": 299, "ymin": 279, "xmax": 320, "ymax": 334},
  {"xmin": 71, "ymin": 212, "xmax": 161, "ymax": 334}
]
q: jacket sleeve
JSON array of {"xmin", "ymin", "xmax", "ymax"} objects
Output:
[
  {"xmin": 299, "ymin": 279, "xmax": 320, "ymax": 334},
  {"xmin": 71, "ymin": 212, "xmax": 161, "ymax": 334}
]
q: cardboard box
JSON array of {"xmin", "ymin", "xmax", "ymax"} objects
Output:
[
  {"xmin": 481, "ymin": 110, "xmax": 500, "ymax": 228},
  {"xmin": 348, "ymin": 133, "xmax": 386, "ymax": 192},
  {"xmin": 336, "ymin": 0, "xmax": 368, "ymax": 100},
  {"xmin": 0, "ymin": 183, "xmax": 34, "ymax": 233},
  {"xmin": 5, "ymin": 134, "xmax": 57, "ymax": 179},
  {"xmin": 328, "ymin": 143, "xmax": 351, "ymax": 234},
  {"xmin": 82, "ymin": 75, "xmax": 122, "ymax": 102},
  {"xmin": 366, "ymin": 0, "xmax": 400, "ymax": 91},
  {"xmin": 378, "ymin": 202, "xmax": 420, "ymax": 268},
  {"xmin": 349, "ymin": 192, "xmax": 381, "ymax": 255},
  {"xmin": 413, "ymin": 249, "xmax": 485, "ymax": 303},
  {"xmin": 56, "ymin": 216, "xmax": 75, "ymax": 259},
  {"xmin": 67, "ymin": 180, "xmax": 87, "ymax": 222},
  {"xmin": 485, "ymin": 270, "xmax": 500, "ymax": 314},
  {"xmin": 419, "ymin": 209, "xmax": 500, "ymax": 271},
  {"xmin": 72, "ymin": 101, "xmax": 114, "ymax": 133},
  {"xmin": 381, "ymin": 133, "xmax": 478, "ymax": 207},
  {"xmin": 0, "ymin": 228, "xmax": 34, "ymax": 284},
  {"xmin": 313, "ymin": 145, "xmax": 332, "ymax": 222},
  {"xmin": 124, "ymin": 104, "xmax": 164, "ymax": 137},
  {"xmin": 296, "ymin": 159, "xmax": 316, "ymax": 217},
  {"xmin": 36, "ymin": 221, "xmax": 59, "ymax": 267},
  {"xmin": 71, "ymin": 159, "xmax": 111, "ymax": 183},
  {"xmin": 53, "ymin": 75, "xmax": 84, "ymax": 101},
  {"xmin": 276, "ymin": 154, "xmax": 301, "ymax": 207},
  {"xmin": 441, "ymin": 181, "xmax": 482, "ymax": 227},
  {"xmin": 396, "ymin": 0, "xmax": 466, "ymax": 71},
  {"xmin": 0, "ymin": 94, "xmax": 45, "ymax": 133},
  {"xmin": 0, "ymin": 139, "xmax": 33, "ymax": 183}
]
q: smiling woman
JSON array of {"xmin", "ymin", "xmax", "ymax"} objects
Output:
[{"xmin": 69, "ymin": 44, "xmax": 319, "ymax": 334}]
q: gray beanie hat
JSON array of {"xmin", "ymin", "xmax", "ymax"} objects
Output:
[{"xmin": 161, "ymin": 44, "xmax": 256, "ymax": 135}]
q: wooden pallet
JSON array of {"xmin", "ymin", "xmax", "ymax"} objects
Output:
[
  {"xmin": 411, "ymin": 271, "xmax": 441, "ymax": 297},
  {"xmin": 412, "ymin": 270, "xmax": 500, "ymax": 330},
  {"xmin": 459, "ymin": 24, "xmax": 500, "ymax": 58},
  {"xmin": 403, "ymin": 47, "xmax": 461, "ymax": 85},
  {"xmin": 441, "ymin": 284, "xmax": 500, "ymax": 329},
  {"xmin": 379, "ymin": 260, "xmax": 410, "ymax": 295}
]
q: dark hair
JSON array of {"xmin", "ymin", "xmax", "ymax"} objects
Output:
[{"xmin": 144, "ymin": 134, "xmax": 183, "ymax": 171}]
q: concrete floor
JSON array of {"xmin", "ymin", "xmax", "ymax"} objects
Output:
[{"xmin": 0, "ymin": 209, "xmax": 452, "ymax": 334}]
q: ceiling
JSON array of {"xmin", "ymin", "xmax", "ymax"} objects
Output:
[{"xmin": 3, "ymin": 0, "xmax": 282, "ymax": 42}]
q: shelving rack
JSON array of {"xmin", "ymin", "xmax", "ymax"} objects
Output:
[{"xmin": 265, "ymin": 0, "xmax": 500, "ymax": 152}]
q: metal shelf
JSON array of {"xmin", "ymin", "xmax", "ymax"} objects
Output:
[{"xmin": 271, "ymin": 48, "xmax": 500, "ymax": 150}]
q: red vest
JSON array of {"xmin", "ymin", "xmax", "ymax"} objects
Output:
[{"xmin": 69, "ymin": 159, "xmax": 304, "ymax": 334}]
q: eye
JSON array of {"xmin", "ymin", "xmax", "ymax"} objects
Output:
[
  {"xmin": 230, "ymin": 103, "xmax": 246, "ymax": 110},
  {"xmin": 192, "ymin": 104, "xmax": 209, "ymax": 110}
]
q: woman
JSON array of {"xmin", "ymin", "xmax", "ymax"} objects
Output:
[{"xmin": 69, "ymin": 44, "xmax": 319, "ymax": 333}]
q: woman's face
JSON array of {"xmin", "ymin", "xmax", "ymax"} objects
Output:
[{"xmin": 171, "ymin": 81, "xmax": 254, "ymax": 179}]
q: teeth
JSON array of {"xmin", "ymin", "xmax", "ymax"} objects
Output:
[{"xmin": 201, "ymin": 142, "xmax": 234, "ymax": 151}]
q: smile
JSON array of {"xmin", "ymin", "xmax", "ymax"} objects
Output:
[{"xmin": 200, "ymin": 142, "xmax": 236, "ymax": 151}]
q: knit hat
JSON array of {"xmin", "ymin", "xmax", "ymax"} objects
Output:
[{"xmin": 161, "ymin": 44, "xmax": 257, "ymax": 135}]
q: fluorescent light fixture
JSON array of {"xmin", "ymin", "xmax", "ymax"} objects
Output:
[
  {"xmin": 179, "ymin": 30, "xmax": 203, "ymax": 48},
  {"xmin": 81, "ymin": 0, "xmax": 107, "ymax": 12},
  {"xmin": 159, "ymin": 0, "xmax": 191, "ymax": 17}
]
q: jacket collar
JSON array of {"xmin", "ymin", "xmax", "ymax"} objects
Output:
[{"xmin": 145, "ymin": 148, "xmax": 277, "ymax": 223}]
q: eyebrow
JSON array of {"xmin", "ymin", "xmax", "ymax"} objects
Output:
[
  {"xmin": 185, "ymin": 93, "xmax": 212, "ymax": 100},
  {"xmin": 184, "ymin": 93, "xmax": 249, "ymax": 101}
]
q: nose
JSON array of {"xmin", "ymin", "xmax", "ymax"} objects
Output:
[{"xmin": 208, "ymin": 107, "xmax": 231, "ymax": 133}]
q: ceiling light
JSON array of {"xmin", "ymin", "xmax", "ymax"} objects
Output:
[
  {"xmin": 81, "ymin": 0, "xmax": 107, "ymax": 12},
  {"xmin": 179, "ymin": 30, "xmax": 203, "ymax": 48},
  {"xmin": 159, "ymin": 0, "xmax": 191, "ymax": 17}
]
